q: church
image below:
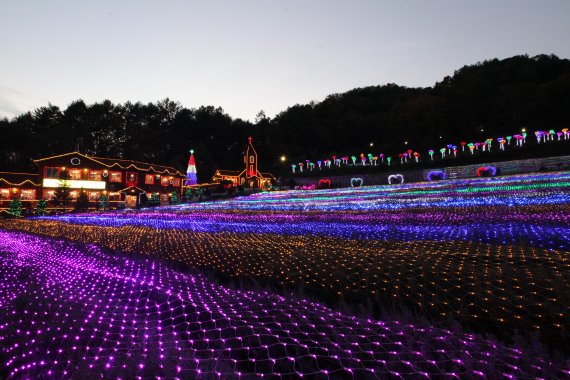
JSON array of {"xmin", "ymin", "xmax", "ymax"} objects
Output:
[{"xmin": 211, "ymin": 137, "xmax": 276, "ymax": 189}]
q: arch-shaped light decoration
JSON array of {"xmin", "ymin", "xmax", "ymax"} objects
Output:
[{"xmin": 388, "ymin": 174, "xmax": 404, "ymax": 185}]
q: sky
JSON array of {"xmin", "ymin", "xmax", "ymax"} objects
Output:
[{"xmin": 1, "ymin": 0, "xmax": 569, "ymax": 121}]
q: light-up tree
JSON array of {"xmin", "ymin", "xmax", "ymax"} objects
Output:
[
  {"xmin": 535, "ymin": 130, "xmax": 542, "ymax": 143},
  {"xmin": 308, "ymin": 162, "xmax": 314, "ymax": 171},
  {"xmin": 468, "ymin": 143, "xmax": 475, "ymax": 155},
  {"xmin": 299, "ymin": 163, "xmax": 303, "ymax": 172},
  {"xmin": 291, "ymin": 164, "xmax": 296, "ymax": 173},
  {"xmin": 379, "ymin": 153, "xmax": 384, "ymax": 163},
  {"xmin": 428, "ymin": 149, "xmax": 434, "ymax": 161},
  {"xmin": 413, "ymin": 152, "xmax": 420, "ymax": 162},
  {"xmin": 506, "ymin": 135, "xmax": 512, "ymax": 145},
  {"xmin": 317, "ymin": 160, "xmax": 322, "ymax": 170},
  {"xmin": 460, "ymin": 141, "xmax": 467, "ymax": 152},
  {"xmin": 446, "ymin": 144, "xmax": 453, "ymax": 155},
  {"xmin": 453, "ymin": 147, "xmax": 458, "ymax": 157},
  {"xmin": 440, "ymin": 148, "xmax": 445, "ymax": 158},
  {"xmin": 360, "ymin": 153, "xmax": 366, "ymax": 166},
  {"xmin": 399, "ymin": 153, "xmax": 404, "ymax": 164},
  {"xmin": 549, "ymin": 129, "xmax": 555, "ymax": 141},
  {"xmin": 387, "ymin": 156, "xmax": 391, "ymax": 166},
  {"xmin": 562, "ymin": 128, "xmax": 569, "ymax": 140},
  {"xmin": 557, "ymin": 131, "xmax": 563, "ymax": 141},
  {"xmin": 351, "ymin": 156, "xmax": 357, "ymax": 165}
]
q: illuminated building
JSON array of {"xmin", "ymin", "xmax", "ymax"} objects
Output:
[
  {"xmin": 211, "ymin": 137, "xmax": 275, "ymax": 189},
  {"xmin": 0, "ymin": 152, "xmax": 185, "ymax": 210}
]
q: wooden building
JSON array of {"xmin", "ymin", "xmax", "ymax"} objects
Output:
[
  {"xmin": 0, "ymin": 152, "xmax": 185, "ymax": 211},
  {"xmin": 211, "ymin": 137, "xmax": 275, "ymax": 189},
  {"xmin": 0, "ymin": 172, "xmax": 41, "ymax": 211}
]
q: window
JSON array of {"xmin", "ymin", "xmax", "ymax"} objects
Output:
[
  {"xmin": 249, "ymin": 165, "xmax": 254, "ymax": 174},
  {"xmin": 126, "ymin": 172, "xmax": 138, "ymax": 183},
  {"xmin": 89, "ymin": 171, "xmax": 102, "ymax": 181},
  {"xmin": 0, "ymin": 189, "xmax": 9, "ymax": 200},
  {"xmin": 43, "ymin": 190, "xmax": 55, "ymax": 200},
  {"xmin": 172, "ymin": 178, "xmax": 180, "ymax": 187},
  {"xmin": 20, "ymin": 189, "xmax": 36, "ymax": 200},
  {"xmin": 145, "ymin": 174, "xmax": 155, "ymax": 185},
  {"xmin": 108, "ymin": 192, "xmax": 121, "ymax": 202},
  {"xmin": 88, "ymin": 191, "xmax": 100, "ymax": 202},
  {"xmin": 68, "ymin": 190, "xmax": 79, "ymax": 200},
  {"xmin": 44, "ymin": 167, "xmax": 59, "ymax": 179},
  {"xmin": 69, "ymin": 169, "xmax": 82, "ymax": 180},
  {"xmin": 160, "ymin": 194, "xmax": 169, "ymax": 204},
  {"xmin": 249, "ymin": 156, "xmax": 254, "ymax": 163},
  {"xmin": 109, "ymin": 171, "xmax": 122, "ymax": 183},
  {"xmin": 161, "ymin": 176, "xmax": 169, "ymax": 186}
]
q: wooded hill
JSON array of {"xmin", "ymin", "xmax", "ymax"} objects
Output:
[{"xmin": 1, "ymin": 54, "xmax": 569, "ymax": 181}]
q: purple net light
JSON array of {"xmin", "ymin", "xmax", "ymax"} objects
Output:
[{"xmin": 0, "ymin": 231, "xmax": 567, "ymax": 379}]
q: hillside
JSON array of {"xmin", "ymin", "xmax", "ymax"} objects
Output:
[{"xmin": 1, "ymin": 54, "xmax": 569, "ymax": 180}]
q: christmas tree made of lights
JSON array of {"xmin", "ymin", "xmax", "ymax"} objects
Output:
[{"xmin": 185, "ymin": 149, "xmax": 198, "ymax": 185}]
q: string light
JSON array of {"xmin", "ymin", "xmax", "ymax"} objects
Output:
[{"xmin": 0, "ymin": 231, "xmax": 566, "ymax": 379}]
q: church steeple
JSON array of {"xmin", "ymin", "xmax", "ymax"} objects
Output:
[{"xmin": 244, "ymin": 136, "xmax": 257, "ymax": 177}]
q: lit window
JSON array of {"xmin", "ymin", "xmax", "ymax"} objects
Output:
[
  {"xmin": 88, "ymin": 191, "xmax": 100, "ymax": 202},
  {"xmin": 161, "ymin": 176, "xmax": 169, "ymax": 186},
  {"xmin": 250, "ymin": 156, "xmax": 254, "ymax": 163},
  {"xmin": 0, "ymin": 189, "xmax": 9, "ymax": 200},
  {"xmin": 89, "ymin": 171, "xmax": 102, "ymax": 181},
  {"xmin": 68, "ymin": 191, "xmax": 78, "ymax": 199},
  {"xmin": 68, "ymin": 169, "xmax": 82, "ymax": 180},
  {"xmin": 20, "ymin": 189, "xmax": 36, "ymax": 200},
  {"xmin": 108, "ymin": 192, "xmax": 121, "ymax": 202},
  {"xmin": 172, "ymin": 178, "xmax": 180, "ymax": 187},
  {"xmin": 126, "ymin": 172, "xmax": 138, "ymax": 183},
  {"xmin": 44, "ymin": 167, "xmax": 59, "ymax": 179},
  {"xmin": 43, "ymin": 190, "xmax": 55, "ymax": 200},
  {"xmin": 109, "ymin": 172, "xmax": 122, "ymax": 183},
  {"xmin": 145, "ymin": 174, "xmax": 155, "ymax": 185}
]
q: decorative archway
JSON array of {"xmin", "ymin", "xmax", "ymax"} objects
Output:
[
  {"xmin": 476, "ymin": 166, "xmax": 497, "ymax": 177},
  {"xmin": 388, "ymin": 174, "xmax": 404, "ymax": 185},
  {"xmin": 427, "ymin": 170, "xmax": 446, "ymax": 181}
]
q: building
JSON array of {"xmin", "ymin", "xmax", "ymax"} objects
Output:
[
  {"xmin": 0, "ymin": 172, "xmax": 41, "ymax": 211},
  {"xmin": 211, "ymin": 137, "xmax": 275, "ymax": 189},
  {"xmin": 0, "ymin": 152, "xmax": 186, "ymax": 211}
]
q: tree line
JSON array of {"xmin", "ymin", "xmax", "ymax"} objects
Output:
[{"xmin": 1, "ymin": 54, "xmax": 569, "ymax": 181}]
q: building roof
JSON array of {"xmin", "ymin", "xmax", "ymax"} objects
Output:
[
  {"xmin": 0, "ymin": 172, "xmax": 41, "ymax": 187},
  {"xmin": 214, "ymin": 170, "xmax": 242, "ymax": 177},
  {"xmin": 260, "ymin": 172, "xmax": 276, "ymax": 180},
  {"xmin": 33, "ymin": 152, "xmax": 184, "ymax": 176}
]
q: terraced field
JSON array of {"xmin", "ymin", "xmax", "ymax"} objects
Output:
[{"xmin": 1, "ymin": 172, "xmax": 569, "ymax": 378}]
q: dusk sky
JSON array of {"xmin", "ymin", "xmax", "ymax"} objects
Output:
[{"xmin": 1, "ymin": 0, "xmax": 569, "ymax": 121}]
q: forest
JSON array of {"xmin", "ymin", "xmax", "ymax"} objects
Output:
[{"xmin": 1, "ymin": 54, "xmax": 569, "ymax": 182}]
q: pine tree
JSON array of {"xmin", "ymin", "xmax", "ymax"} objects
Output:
[
  {"xmin": 8, "ymin": 198, "xmax": 23, "ymax": 217},
  {"xmin": 149, "ymin": 193, "xmax": 160, "ymax": 206},
  {"xmin": 169, "ymin": 191, "xmax": 178, "ymax": 205},
  {"xmin": 98, "ymin": 194, "xmax": 109, "ymax": 211},
  {"xmin": 75, "ymin": 188, "xmax": 89, "ymax": 211},
  {"xmin": 53, "ymin": 169, "xmax": 71, "ymax": 212},
  {"xmin": 36, "ymin": 199, "xmax": 47, "ymax": 216}
]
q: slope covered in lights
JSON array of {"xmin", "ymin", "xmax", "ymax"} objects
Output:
[{"xmin": 0, "ymin": 231, "xmax": 567, "ymax": 379}]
